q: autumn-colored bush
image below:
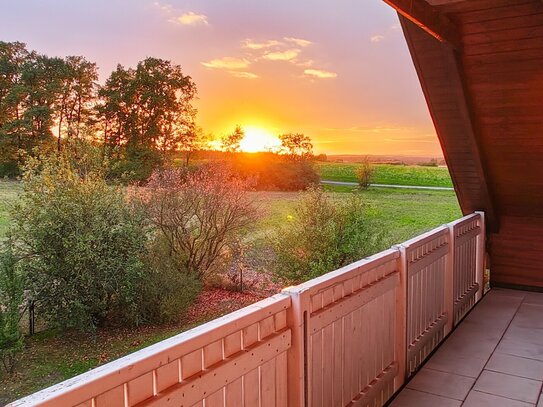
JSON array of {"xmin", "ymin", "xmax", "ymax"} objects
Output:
[
  {"xmin": 139, "ymin": 164, "xmax": 257, "ymax": 281},
  {"xmin": 230, "ymin": 152, "xmax": 319, "ymax": 191}
]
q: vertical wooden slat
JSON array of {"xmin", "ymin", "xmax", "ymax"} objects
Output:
[
  {"xmin": 225, "ymin": 377, "xmax": 242, "ymax": 407},
  {"xmin": 275, "ymin": 352, "xmax": 288, "ymax": 407},
  {"xmin": 243, "ymin": 368, "xmax": 260, "ymax": 407},
  {"xmin": 260, "ymin": 358, "xmax": 276, "ymax": 407},
  {"xmin": 311, "ymin": 330, "xmax": 323, "ymax": 407}
]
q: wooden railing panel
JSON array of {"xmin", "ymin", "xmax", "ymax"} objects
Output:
[
  {"xmin": 288, "ymin": 250, "xmax": 402, "ymax": 407},
  {"xmin": 11, "ymin": 295, "xmax": 291, "ymax": 407},
  {"xmin": 450, "ymin": 213, "xmax": 484, "ymax": 325},
  {"xmin": 402, "ymin": 226, "xmax": 449, "ymax": 376}
]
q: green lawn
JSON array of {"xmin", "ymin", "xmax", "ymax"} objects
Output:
[
  {"xmin": 253, "ymin": 187, "xmax": 460, "ymax": 249},
  {"xmin": 0, "ymin": 180, "xmax": 461, "ymax": 403},
  {"xmin": 316, "ymin": 162, "xmax": 454, "ymax": 188},
  {"xmin": 0, "ymin": 181, "xmax": 21, "ymax": 240}
]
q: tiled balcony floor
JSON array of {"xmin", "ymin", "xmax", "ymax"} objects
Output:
[{"xmin": 390, "ymin": 289, "xmax": 543, "ymax": 407}]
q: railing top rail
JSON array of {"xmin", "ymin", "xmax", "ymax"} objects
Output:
[
  {"xmin": 448, "ymin": 212, "xmax": 481, "ymax": 229},
  {"xmin": 10, "ymin": 293, "xmax": 291, "ymax": 407},
  {"xmin": 283, "ymin": 249, "xmax": 399, "ymax": 295},
  {"xmin": 400, "ymin": 225, "xmax": 449, "ymax": 250}
]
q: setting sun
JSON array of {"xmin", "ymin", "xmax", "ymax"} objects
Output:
[{"xmin": 239, "ymin": 126, "xmax": 281, "ymax": 153}]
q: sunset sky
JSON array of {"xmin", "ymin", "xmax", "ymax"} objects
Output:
[{"xmin": 0, "ymin": 0, "xmax": 442, "ymax": 156}]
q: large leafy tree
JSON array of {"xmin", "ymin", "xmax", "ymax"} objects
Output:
[
  {"xmin": 0, "ymin": 42, "xmax": 98, "ymax": 174},
  {"xmin": 98, "ymin": 57, "xmax": 197, "ymax": 177}
]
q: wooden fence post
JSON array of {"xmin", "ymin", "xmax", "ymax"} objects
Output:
[
  {"xmin": 445, "ymin": 224, "xmax": 455, "ymax": 335},
  {"xmin": 394, "ymin": 245, "xmax": 408, "ymax": 391},
  {"xmin": 475, "ymin": 211, "xmax": 486, "ymax": 301},
  {"xmin": 282, "ymin": 287, "xmax": 309, "ymax": 407}
]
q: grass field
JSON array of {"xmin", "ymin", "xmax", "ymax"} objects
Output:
[
  {"xmin": 0, "ymin": 179, "xmax": 461, "ymax": 403},
  {"xmin": 0, "ymin": 181, "xmax": 21, "ymax": 240},
  {"xmin": 316, "ymin": 162, "xmax": 454, "ymax": 187}
]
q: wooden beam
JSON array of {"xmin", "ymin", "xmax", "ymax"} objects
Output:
[{"xmin": 383, "ymin": 0, "xmax": 462, "ymax": 49}]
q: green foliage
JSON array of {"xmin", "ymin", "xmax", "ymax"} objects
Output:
[
  {"xmin": 140, "ymin": 236, "xmax": 201, "ymax": 324},
  {"xmin": 0, "ymin": 41, "xmax": 98, "ymax": 176},
  {"xmin": 98, "ymin": 57, "xmax": 197, "ymax": 180},
  {"xmin": 272, "ymin": 187, "xmax": 384, "ymax": 283},
  {"xmin": 11, "ymin": 154, "xmax": 149, "ymax": 330},
  {"xmin": 316, "ymin": 162, "xmax": 453, "ymax": 187},
  {"xmin": 356, "ymin": 158, "xmax": 374, "ymax": 189},
  {"xmin": 279, "ymin": 133, "xmax": 313, "ymax": 160},
  {"xmin": 0, "ymin": 240, "xmax": 24, "ymax": 375}
]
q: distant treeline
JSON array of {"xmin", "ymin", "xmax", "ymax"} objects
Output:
[{"xmin": 0, "ymin": 41, "xmax": 198, "ymax": 179}]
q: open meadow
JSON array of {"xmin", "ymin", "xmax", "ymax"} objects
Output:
[
  {"xmin": 316, "ymin": 162, "xmax": 454, "ymax": 187},
  {"xmin": 0, "ymin": 175, "xmax": 460, "ymax": 403}
]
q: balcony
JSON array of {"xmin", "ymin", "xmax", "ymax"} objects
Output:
[
  {"xmin": 10, "ymin": 212, "xmax": 492, "ymax": 407},
  {"xmin": 392, "ymin": 288, "xmax": 543, "ymax": 406}
]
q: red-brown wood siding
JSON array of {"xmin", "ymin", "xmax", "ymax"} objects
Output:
[{"xmin": 400, "ymin": 0, "xmax": 543, "ymax": 288}]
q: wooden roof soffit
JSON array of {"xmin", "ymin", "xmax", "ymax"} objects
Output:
[
  {"xmin": 382, "ymin": 0, "xmax": 462, "ymax": 49},
  {"xmin": 399, "ymin": 16, "xmax": 498, "ymax": 231}
]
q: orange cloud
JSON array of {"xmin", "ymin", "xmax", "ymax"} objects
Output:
[
  {"xmin": 174, "ymin": 11, "xmax": 208, "ymax": 25},
  {"xmin": 228, "ymin": 71, "xmax": 259, "ymax": 79},
  {"xmin": 263, "ymin": 49, "xmax": 300, "ymax": 61},
  {"xmin": 201, "ymin": 57, "xmax": 250, "ymax": 70},
  {"xmin": 304, "ymin": 68, "xmax": 337, "ymax": 79}
]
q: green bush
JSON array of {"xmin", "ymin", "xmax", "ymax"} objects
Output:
[
  {"xmin": 0, "ymin": 240, "xmax": 24, "ymax": 375},
  {"xmin": 356, "ymin": 158, "xmax": 374, "ymax": 189},
  {"xmin": 273, "ymin": 187, "xmax": 384, "ymax": 283},
  {"xmin": 11, "ymin": 154, "xmax": 149, "ymax": 330},
  {"xmin": 140, "ymin": 236, "xmax": 201, "ymax": 324}
]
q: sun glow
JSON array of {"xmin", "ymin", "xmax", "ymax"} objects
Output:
[{"xmin": 239, "ymin": 126, "xmax": 281, "ymax": 153}]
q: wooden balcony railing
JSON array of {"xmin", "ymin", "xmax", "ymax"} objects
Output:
[{"xmin": 9, "ymin": 212, "xmax": 485, "ymax": 407}]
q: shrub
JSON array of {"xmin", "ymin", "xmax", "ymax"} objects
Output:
[
  {"xmin": 11, "ymin": 154, "xmax": 149, "ymax": 330},
  {"xmin": 0, "ymin": 240, "xmax": 24, "ymax": 375},
  {"xmin": 230, "ymin": 152, "xmax": 319, "ymax": 191},
  {"xmin": 356, "ymin": 158, "xmax": 374, "ymax": 189},
  {"xmin": 139, "ymin": 236, "xmax": 201, "ymax": 324},
  {"xmin": 138, "ymin": 164, "xmax": 257, "ymax": 280},
  {"xmin": 273, "ymin": 187, "xmax": 384, "ymax": 283}
]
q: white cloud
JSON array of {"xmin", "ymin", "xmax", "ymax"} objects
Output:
[
  {"xmin": 370, "ymin": 35, "xmax": 385, "ymax": 43},
  {"xmin": 173, "ymin": 11, "xmax": 208, "ymax": 26},
  {"xmin": 263, "ymin": 49, "xmax": 300, "ymax": 61},
  {"xmin": 304, "ymin": 69, "xmax": 337, "ymax": 79},
  {"xmin": 228, "ymin": 71, "xmax": 259, "ymax": 79},
  {"xmin": 295, "ymin": 59, "xmax": 314, "ymax": 67},
  {"xmin": 201, "ymin": 57, "xmax": 250, "ymax": 70},
  {"xmin": 284, "ymin": 37, "xmax": 312, "ymax": 47},
  {"xmin": 153, "ymin": 1, "xmax": 172, "ymax": 12},
  {"xmin": 243, "ymin": 39, "xmax": 281, "ymax": 50}
]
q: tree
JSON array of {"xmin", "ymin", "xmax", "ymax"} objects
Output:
[
  {"xmin": 356, "ymin": 157, "xmax": 374, "ymax": 189},
  {"xmin": 279, "ymin": 133, "xmax": 313, "ymax": 160},
  {"xmin": 0, "ymin": 41, "xmax": 30, "ymax": 176},
  {"xmin": 221, "ymin": 125, "xmax": 244, "ymax": 153},
  {"xmin": 139, "ymin": 164, "xmax": 257, "ymax": 280},
  {"xmin": 178, "ymin": 122, "xmax": 206, "ymax": 167},
  {"xmin": 97, "ymin": 58, "xmax": 197, "ymax": 178},
  {"xmin": 56, "ymin": 56, "xmax": 98, "ymax": 151}
]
